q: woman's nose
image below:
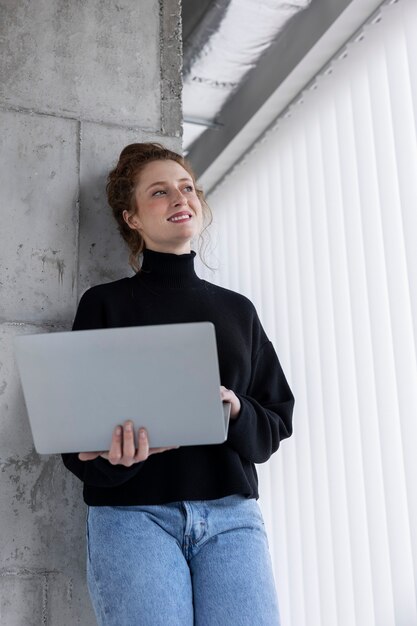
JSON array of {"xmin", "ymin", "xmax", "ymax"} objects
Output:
[{"xmin": 173, "ymin": 190, "xmax": 187, "ymax": 206}]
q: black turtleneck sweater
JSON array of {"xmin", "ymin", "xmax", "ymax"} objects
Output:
[{"xmin": 62, "ymin": 249, "xmax": 294, "ymax": 505}]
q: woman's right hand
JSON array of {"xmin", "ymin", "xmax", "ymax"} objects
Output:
[{"xmin": 78, "ymin": 421, "xmax": 178, "ymax": 466}]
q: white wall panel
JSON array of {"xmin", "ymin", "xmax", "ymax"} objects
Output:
[{"xmin": 195, "ymin": 0, "xmax": 417, "ymax": 624}]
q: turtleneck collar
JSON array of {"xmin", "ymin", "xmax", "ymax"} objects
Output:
[{"xmin": 134, "ymin": 248, "xmax": 203, "ymax": 289}]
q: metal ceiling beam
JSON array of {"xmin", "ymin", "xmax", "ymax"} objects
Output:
[
  {"xmin": 181, "ymin": 0, "xmax": 215, "ymax": 44},
  {"xmin": 187, "ymin": 0, "xmax": 385, "ymax": 191}
]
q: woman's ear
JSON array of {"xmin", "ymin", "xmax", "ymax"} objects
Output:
[{"xmin": 123, "ymin": 209, "xmax": 142, "ymax": 231}]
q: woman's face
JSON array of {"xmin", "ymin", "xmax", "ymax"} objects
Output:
[{"xmin": 123, "ymin": 159, "xmax": 203, "ymax": 254}]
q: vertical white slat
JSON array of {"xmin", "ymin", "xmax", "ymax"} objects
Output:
[
  {"xmin": 299, "ymin": 88, "xmax": 344, "ymax": 626},
  {"xmin": 275, "ymin": 364, "xmax": 304, "ymax": 626},
  {"xmin": 244, "ymin": 169, "xmax": 258, "ymax": 300},
  {"xmin": 205, "ymin": 198, "xmax": 219, "ymax": 283},
  {"xmin": 218, "ymin": 193, "xmax": 230, "ymax": 287},
  {"xmin": 197, "ymin": 192, "xmax": 221, "ymax": 284},
  {"xmin": 291, "ymin": 111, "xmax": 328, "ymax": 626},
  {"xmin": 247, "ymin": 159, "xmax": 264, "ymax": 315},
  {"xmin": 266, "ymin": 145, "xmax": 291, "ymax": 357},
  {"xmin": 278, "ymin": 124, "xmax": 310, "ymax": 626},
  {"xmin": 217, "ymin": 186, "xmax": 232, "ymax": 288},
  {"xmin": 236, "ymin": 173, "xmax": 253, "ymax": 298},
  {"xmin": 221, "ymin": 193, "xmax": 232, "ymax": 289},
  {"xmin": 254, "ymin": 151, "xmax": 276, "ymax": 338},
  {"xmin": 228, "ymin": 192, "xmax": 241, "ymax": 292},
  {"xmin": 399, "ymin": 0, "xmax": 417, "ymax": 362},
  {"xmin": 267, "ymin": 453, "xmax": 291, "ymax": 625},
  {"xmin": 263, "ymin": 142, "xmax": 296, "ymax": 626},
  {"xmin": 331, "ymin": 57, "xmax": 377, "ymax": 626},
  {"xmin": 311, "ymin": 73, "xmax": 358, "ymax": 626}
]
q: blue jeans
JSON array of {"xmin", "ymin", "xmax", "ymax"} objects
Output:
[{"xmin": 86, "ymin": 494, "xmax": 280, "ymax": 626}]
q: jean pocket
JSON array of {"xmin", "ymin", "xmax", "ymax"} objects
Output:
[{"xmin": 242, "ymin": 498, "xmax": 267, "ymax": 529}]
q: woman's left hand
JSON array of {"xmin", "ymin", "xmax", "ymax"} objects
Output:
[{"xmin": 220, "ymin": 385, "xmax": 241, "ymax": 420}]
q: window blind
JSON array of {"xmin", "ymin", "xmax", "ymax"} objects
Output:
[{"xmin": 195, "ymin": 0, "xmax": 417, "ymax": 624}]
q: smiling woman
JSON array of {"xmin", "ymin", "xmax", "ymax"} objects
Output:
[
  {"xmin": 123, "ymin": 159, "xmax": 203, "ymax": 255},
  {"xmin": 106, "ymin": 142, "xmax": 212, "ymax": 270},
  {"xmin": 62, "ymin": 142, "xmax": 294, "ymax": 626}
]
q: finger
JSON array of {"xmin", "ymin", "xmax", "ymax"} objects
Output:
[
  {"xmin": 122, "ymin": 420, "xmax": 136, "ymax": 462},
  {"xmin": 220, "ymin": 385, "xmax": 230, "ymax": 398},
  {"xmin": 148, "ymin": 446, "xmax": 179, "ymax": 456},
  {"xmin": 134, "ymin": 428, "xmax": 149, "ymax": 462},
  {"xmin": 108, "ymin": 425, "xmax": 123, "ymax": 465},
  {"xmin": 78, "ymin": 451, "xmax": 102, "ymax": 461}
]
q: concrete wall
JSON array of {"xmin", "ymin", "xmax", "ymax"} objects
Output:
[{"xmin": 0, "ymin": 1, "xmax": 182, "ymax": 623}]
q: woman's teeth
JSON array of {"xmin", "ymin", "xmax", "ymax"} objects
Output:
[{"xmin": 169, "ymin": 215, "xmax": 191, "ymax": 222}]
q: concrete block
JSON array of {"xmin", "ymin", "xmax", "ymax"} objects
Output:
[
  {"xmin": 0, "ymin": 322, "xmax": 85, "ymax": 572},
  {"xmin": 78, "ymin": 121, "xmax": 181, "ymax": 295},
  {"xmin": 0, "ymin": 0, "xmax": 161, "ymax": 129},
  {"xmin": 0, "ymin": 322, "xmax": 45, "ymax": 460},
  {"xmin": 0, "ymin": 571, "xmax": 96, "ymax": 626},
  {"xmin": 0, "ymin": 573, "xmax": 44, "ymax": 625},
  {"xmin": 47, "ymin": 571, "xmax": 97, "ymax": 626},
  {"xmin": 0, "ymin": 322, "xmax": 96, "ymax": 623},
  {"xmin": 0, "ymin": 110, "xmax": 78, "ymax": 324}
]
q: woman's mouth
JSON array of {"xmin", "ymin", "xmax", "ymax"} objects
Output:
[{"xmin": 167, "ymin": 213, "xmax": 192, "ymax": 223}]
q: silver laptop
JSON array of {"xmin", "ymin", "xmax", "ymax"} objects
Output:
[{"xmin": 14, "ymin": 321, "xmax": 231, "ymax": 455}]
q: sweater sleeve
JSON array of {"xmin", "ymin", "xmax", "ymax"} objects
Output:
[
  {"xmin": 226, "ymin": 340, "xmax": 294, "ymax": 463},
  {"xmin": 61, "ymin": 287, "xmax": 144, "ymax": 488}
]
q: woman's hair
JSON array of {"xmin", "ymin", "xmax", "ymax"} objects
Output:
[{"xmin": 106, "ymin": 142, "xmax": 213, "ymax": 272}]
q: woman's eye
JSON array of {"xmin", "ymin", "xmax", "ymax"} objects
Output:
[
  {"xmin": 152, "ymin": 190, "xmax": 166, "ymax": 197},
  {"xmin": 184, "ymin": 185, "xmax": 194, "ymax": 192}
]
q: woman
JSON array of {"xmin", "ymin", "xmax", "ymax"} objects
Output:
[{"xmin": 62, "ymin": 142, "xmax": 294, "ymax": 626}]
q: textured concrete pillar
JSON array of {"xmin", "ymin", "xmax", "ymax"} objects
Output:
[{"xmin": 0, "ymin": 1, "xmax": 182, "ymax": 623}]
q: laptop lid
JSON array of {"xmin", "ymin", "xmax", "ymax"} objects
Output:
[{"xmin": 14, "ymin": 321, "xmax": 231, "ymax": 454}]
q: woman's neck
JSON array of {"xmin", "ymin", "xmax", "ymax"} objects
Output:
[{"xmin": 135, "ymin": 248, "xmax": 203, "ymax": 289}]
